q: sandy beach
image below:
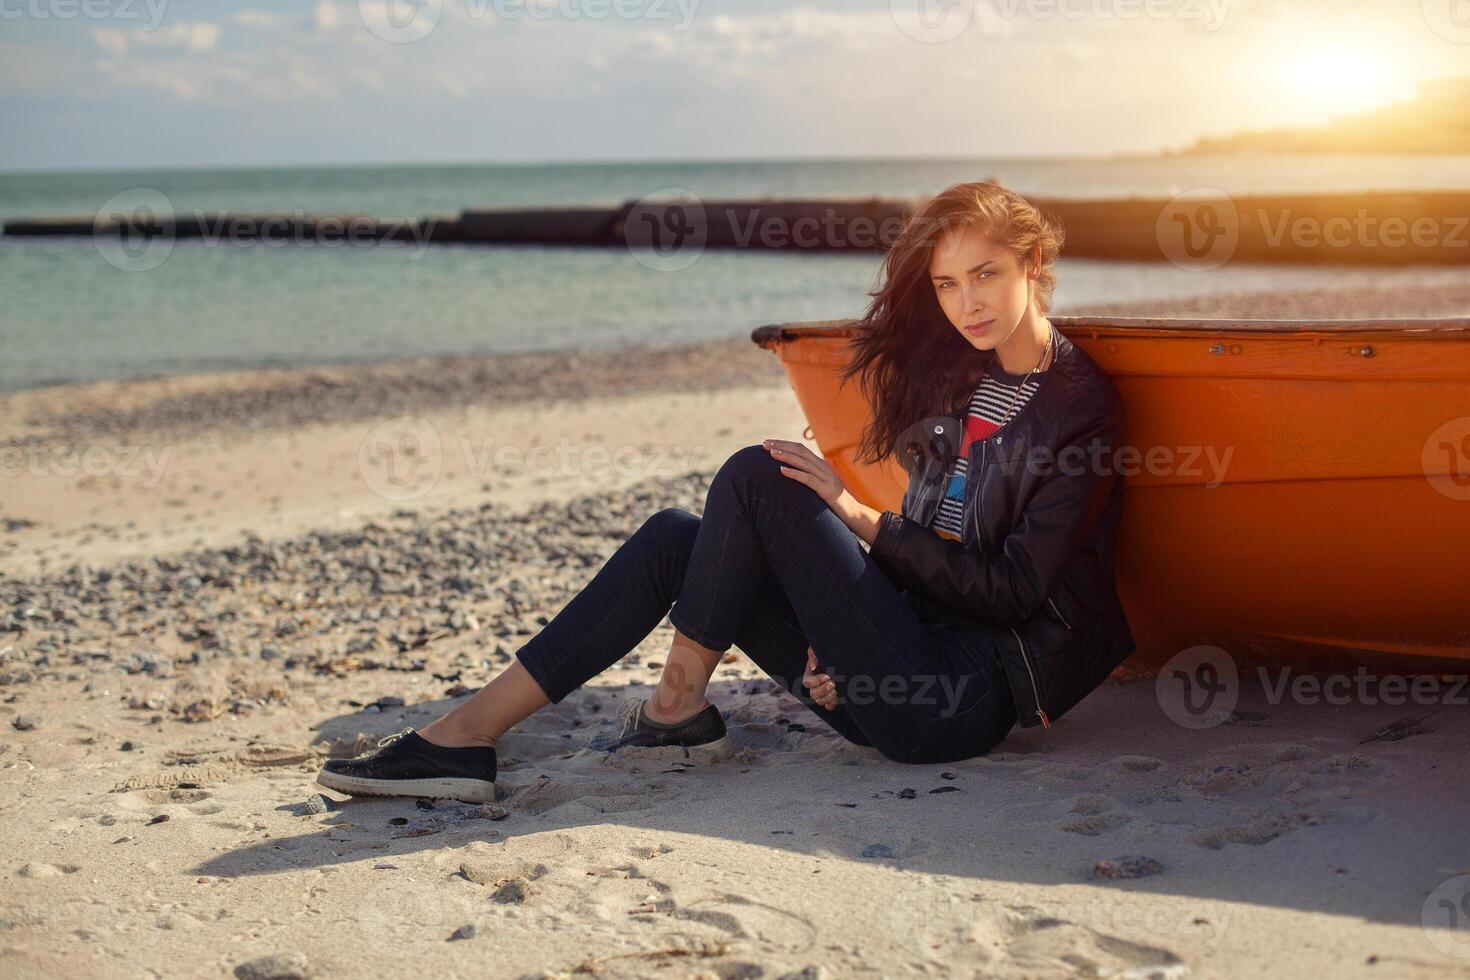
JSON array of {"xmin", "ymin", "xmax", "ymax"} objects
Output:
[{"xmin": 3, "ymin": 284, "xmax": 1469, "ymax": 979}]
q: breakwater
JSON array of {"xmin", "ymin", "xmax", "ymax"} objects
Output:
[{"xmin": 6, "ymin": 191, "xmax": 1469, "ymax": 265}]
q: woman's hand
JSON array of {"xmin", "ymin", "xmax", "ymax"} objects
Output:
[
  {"xmin": 763, "ymin": 438, "xmax": 883, "ymax": 546},
  {"xmin": 802, "ymin": 646, "xmax": 838, "ymax": 711},
  {"xmin": 762, "ymin": 438, "xmax": 847, "ymax": 507}
]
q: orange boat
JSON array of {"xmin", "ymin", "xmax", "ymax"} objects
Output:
[{"xmin": 752, "ymin": 316, "xmax": 1470, "ymax": 671}]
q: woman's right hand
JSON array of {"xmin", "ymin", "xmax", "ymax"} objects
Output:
[{"xmin": 802, "ymin": 646, "xmax": 837, "ymax": 711}]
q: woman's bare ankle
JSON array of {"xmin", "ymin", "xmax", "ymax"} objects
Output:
[
  {"xmin": 643, "ymin": 695, "xmax": 710, "ymax": 726},
  {"xmin": 417, "ymin": 718, "xmax": 497, "ymax": 750}
]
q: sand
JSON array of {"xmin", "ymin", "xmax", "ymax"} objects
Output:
[{"xmin": 2, "ymin": 284, "xmax": 1469, "ymax": 979}]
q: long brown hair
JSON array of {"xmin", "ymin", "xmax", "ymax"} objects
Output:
[{"xmin": 839, "ymin": 181, "xmax": 1065, "ymax": 466}]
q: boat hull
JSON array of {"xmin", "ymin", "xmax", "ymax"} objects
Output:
[{"xmin": 752, "ymin": 316, "xmax": 1470, "ymax": 670}]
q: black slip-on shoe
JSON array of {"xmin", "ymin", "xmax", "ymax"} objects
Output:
[
  {"xmin": 587, "ymin": 698, "xmax": 734, "ymax": 761},
  {"xmin": 315, "ymin": 728, "xmax": 497, "ymax": 803}
]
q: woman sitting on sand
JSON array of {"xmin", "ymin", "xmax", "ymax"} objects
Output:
[{"xmin": 315, "ymin": 181, "xmax": 1136, "ymax": 803}]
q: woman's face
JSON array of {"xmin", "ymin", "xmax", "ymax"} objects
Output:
[{"xmin": 927, "ymin": 224, "xmax": 1034, "ymax": 353}]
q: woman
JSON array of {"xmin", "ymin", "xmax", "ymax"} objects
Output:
[{"xmin": 315, "ymin": 181, "xmax": 1136, "ymax": 804}]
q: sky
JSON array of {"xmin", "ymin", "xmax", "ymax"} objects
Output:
[{"xmin": 1, "ymin": 0, "xmax": 1466, "ymax": 171}]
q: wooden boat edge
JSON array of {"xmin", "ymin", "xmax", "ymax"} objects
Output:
[{"xmin": 752, "ymin": 316, "xmax": 1470, "ymax": 349}]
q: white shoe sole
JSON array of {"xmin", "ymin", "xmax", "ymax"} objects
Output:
[
  {"xmin": 686, "ymin": 733, "xmax": 735, "ymax": 762},
  {"xmin": 598, "ymin": 733, "xmax": 736, "ymax": 764},
  {"xmin": 315, "ymin": 769, "xmax": 496, "ymax": 803}
]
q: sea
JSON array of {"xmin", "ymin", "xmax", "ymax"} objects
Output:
[{"xmin": 3, "ymin": 154, "xmax": 1469, "ymax": 393}]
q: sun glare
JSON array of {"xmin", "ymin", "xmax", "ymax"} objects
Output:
[{"xmin": 1279, "ymin": 39, "xmax": 1415, "ymax": 119}]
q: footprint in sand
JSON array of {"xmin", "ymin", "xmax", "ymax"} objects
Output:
[
  {"xmin": 1108, "ymin": 754, "xmax": 1164, "ymax": 774},
  {"xmin": 1060, "ymin": 792, "xmax": 1135, "ymax": 835},
  {"xmin": 1271, "ymin": 741, "xmax": 1318, "ymax": 763},
  {"xmin": 671, "ymin": 894, "xmax": 819, "ymax": 955},
  {"xmin": 579, "ymin": 862, "xmax": 668, "ymax": 887},
  {"xmin": 503, "ymin": 774, "xmax": 662, "ymax": 816},
  {"xmin": 1188, "ymin": 808, "xmax": 1326, "ymax": 849},
  {"xmin": 1184, "ymin": 763, "xmax": 1267, "ymax": 798},
  {"xmin": 971, "ymin": 904, "xmax": 1187, "ymax": 978},
  {"xmin": 1307, "ymin": 752, "xmax": 1383, "ymax": 777},
  {"xmin": 16, "ymin": 862, "xmax": 82, "ymax": 878},
  {"xmin": 1069, "ymin": 792, "xmax": 1124, "ymax": 816},
  {"xmin": 1034, "ymin": 764, "xmax": 1113, "ymax": 792},
  {"xmin": 138, "ymin": 788, "xmax": 212, "ymax": 805}
]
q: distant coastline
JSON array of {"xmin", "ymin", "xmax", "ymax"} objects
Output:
[
  {"xmin": 1178, "ymin": 76, "xmax": 1470, "ymax": 156},
  {"xmin": 4, "ymin": 155, "xmax": 1468, "ymax": 395}
]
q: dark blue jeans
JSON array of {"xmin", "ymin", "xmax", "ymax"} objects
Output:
[{"xmin": 515, "ymin": 444, "xmax": 1018, "ymax": 764}]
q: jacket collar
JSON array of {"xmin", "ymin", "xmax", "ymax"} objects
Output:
[{"xmin": 951, "ymin": 327, "xmax": 1075, "ymax": 426}]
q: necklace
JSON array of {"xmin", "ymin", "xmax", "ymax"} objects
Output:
[{"xmin": 994, "ymin": 326, "xmax": 1056, "ymax": 429}]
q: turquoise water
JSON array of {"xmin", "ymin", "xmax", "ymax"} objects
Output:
[
  {"xmin": 3, "ymin": 156, "xmax": 1469, "ymax": 392},
  {"xmin": 8, "ymin": 155, "xmax": 1470, "ymax": 219}
]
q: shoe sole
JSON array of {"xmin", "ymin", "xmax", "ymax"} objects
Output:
[
  {"xmin": 686, "ymin": 733, "xmax": 735, "ymax": 762},
  {"xmin": 595, "ymin": 733, "xmax": 735, "ymax": 763},
  {"xmin": 315, "ymin": 769, "xmax": 496, "ymax": 803}
]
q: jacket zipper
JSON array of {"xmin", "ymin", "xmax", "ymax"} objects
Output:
[
  {"xmin": 962, "ymin": 369, "xmax": 1063, "ymax": 729},
  {"xmin": 970, "ymin": 440, "xmax": 989, "ymax": 551},
  {"xmin": 977, "ymin": 442, "xmax": 1052, "ymax": 726},
  {"xmin": 1007, "ymin": 624, "xmax": 1052, "ymax": 728},
  {"xmin": 1047, "ymin": 595, "xmax": 1074, "ymax": 631}
]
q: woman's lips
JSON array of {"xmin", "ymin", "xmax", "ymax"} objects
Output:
[{"xmin": 965, "ymin": 319, "xmax": 995, "ymax": 335}]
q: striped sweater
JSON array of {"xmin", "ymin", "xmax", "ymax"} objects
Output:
[{"xmin": 929, "ymin": 362, "xmax": 1045, "ymax": 542}]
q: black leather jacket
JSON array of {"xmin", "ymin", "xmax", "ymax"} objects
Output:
[{"xmin": 868, "ymin": 331, "xmax": 1136, "ymax": 729}]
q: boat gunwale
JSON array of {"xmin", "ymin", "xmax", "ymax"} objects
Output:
[{"xmin": 751, "ymin": 316, "xmax": 1470, "ymax": 348}]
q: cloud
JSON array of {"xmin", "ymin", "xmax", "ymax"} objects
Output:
[
  {"xmin": 313, "ymin": 0, "xmax": 345, "ymax": 31},
  {"xmin": 90, "ymin": 28, "xmax": 128, "ymax": 56},
  {"xmin": 5, "ymin": 0, "xmax": 1460, "ymax": 167},
  {"xmin": 56, "ymin": 4, "xmax": 1088, "ymax": 111},
  {"xmin": 89, "ymin": 20, "xmax": 221, "ymax": 58},
  {"xmin": 225, "ymin": 10, "xmax": 295, "ymax": 30}
]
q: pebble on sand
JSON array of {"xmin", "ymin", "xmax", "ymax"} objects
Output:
[
  {"xmin": 294, "ymin": 794, "xmax": 333, "ymax": 816},
  {"xmin": 1092, "ymin": 855, "xmax": 1166, "ymax": 880},
  {"xmin": 492, "ymin": 877, "xmax": 532, "ymax": 904},
  {"xmin": 777, "ymin": 967, "xmax": 829, "ymax": 980},
  {"xmin": 467, "ymin": 804, "xmax": 509, "ymax": 820},
  {"xmin": 234, "ymin": 952, "xmax": 312, "ymax": 980}
]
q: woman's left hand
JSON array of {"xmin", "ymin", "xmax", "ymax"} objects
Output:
[{"xmin": 762, "ymin": 439, "xmax": 848, "ymax": 507}]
